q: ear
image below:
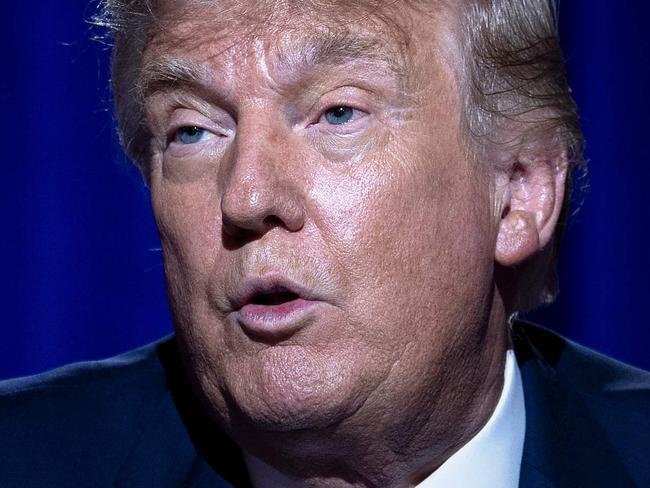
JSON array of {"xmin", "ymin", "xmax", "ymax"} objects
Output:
[{"xmin": 495, "ymin": 150, "xmax": 568, "ymax": 267}]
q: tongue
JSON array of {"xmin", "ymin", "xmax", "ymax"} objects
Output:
[{"xmin": 252, "ymin": 291, "xmax": 299, "ymax": 306}]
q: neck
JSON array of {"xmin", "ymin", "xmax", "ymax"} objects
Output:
[{"xmin": 236, "ymin": 291, "xmax": 510, "ymax": 487}]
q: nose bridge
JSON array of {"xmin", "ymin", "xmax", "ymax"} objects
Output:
[
  {"xmin": 220, "ymin": 109, "xmax": 305, "ymax": 236},
  {"xmin": 228, "ymin": 115, "xmax": 281, "ymax": 199}
]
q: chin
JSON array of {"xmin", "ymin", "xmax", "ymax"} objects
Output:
[{"xmin": 218, "ymin": 344, "xmax": 368, "ymax": 433}]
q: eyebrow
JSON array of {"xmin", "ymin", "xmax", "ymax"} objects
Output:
[
  {"xmin": 139, "ymin": 30, "xmax": 409, "ymax": 99},
  {"xmin": 139, "ymin": 58, "xmax": 215, "ymax": 99}
]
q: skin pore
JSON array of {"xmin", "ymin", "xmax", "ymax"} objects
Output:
[{"xmin": 138, "ymin": 1, "xmax": 564, "ymax": 486}]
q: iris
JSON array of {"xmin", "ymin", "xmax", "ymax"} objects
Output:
[
  {"xmin": 324, "ymin": 106, "xmax": 354, "ymax": 125},
  {"xmin": 175, "ymin": 126, "xmax": 206, "ymax": 144}
]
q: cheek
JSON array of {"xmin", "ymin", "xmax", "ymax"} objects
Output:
[
  {"xmin": 309, "ymin": 161, "xmax": 386, "ymax": 245},
  {"xmin": 310, "ymin": 140, "xmax": 495, "ymax": 344},
  {"xmin": 150, "ymin": 177, "xmax": 226, "ymax": 318}
]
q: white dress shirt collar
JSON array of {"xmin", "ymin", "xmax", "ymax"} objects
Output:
[{"xmin": 416, "ymin": 350, "xmax": 526, "ymax": 487}]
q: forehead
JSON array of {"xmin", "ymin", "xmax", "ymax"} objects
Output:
[
  {"xmin": 151, "ymin": 0, "xmax": 425, "ymax": 42},
  {"xmin": 142, "ymin": 0, "xmax": 446, "ymax": 85}
]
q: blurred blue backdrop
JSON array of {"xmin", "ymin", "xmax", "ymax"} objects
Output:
[{"xmin": 1, "ymin": 1, "xmax": 649, "ymax": 380}]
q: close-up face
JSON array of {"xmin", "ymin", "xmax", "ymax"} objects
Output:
[{"xmin": 143, "ymin": 0, "xmax": 501, "ymax": 439}]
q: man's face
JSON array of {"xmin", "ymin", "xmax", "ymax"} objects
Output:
[{"xmin": 144, "ymin": 1, "xmax": 500, "ymax": 435}]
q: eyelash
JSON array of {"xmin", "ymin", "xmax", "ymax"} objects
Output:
[
  {"xmin": 166, "ymin": 123, "xmax": 231, "ymax": 148},
  {"xmin": 314, "ymin": 105, "xmax": 369, "ymax": 130}
]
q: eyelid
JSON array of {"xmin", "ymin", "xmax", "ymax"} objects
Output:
[
  {"xmin": 170, "ymin": 126, "xmax": 215, "ymax": 146},
  {"xmin": 148, "ymin": 89, "xmax": 235, "ymax": 122},
  {"xmin": 303, "ymin": 84, "xmax": 374, "ymax": 125},
  {"xmin": 165, "ymin": 111, "xmax": 234, "ymax": 144},
  {"xmin": 309, "ymin": 104, "xmax": 370, "ymax": 137},
  {"xmin": 159, "ymin": 101, "xmax": 234, "ymax": 133},
  {"xmin": 317, "ymin": 106, "xmax": 368, "ymax": 125},
  {"xmin": 167, "ymin": 123, "xmax": 211, "ymax": 140}
]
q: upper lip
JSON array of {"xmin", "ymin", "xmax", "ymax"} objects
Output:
[{"xmin": 229, "ymin": 274, "xmax": 320, "ymax": 311}]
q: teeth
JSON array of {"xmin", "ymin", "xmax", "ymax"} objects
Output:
[{"xmin": 251, "ymin": 291, "xmax": 299, "ymax": 306}]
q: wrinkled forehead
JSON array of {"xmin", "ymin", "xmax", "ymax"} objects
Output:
[
  {"xmin": 149, "ymin": 0, "xmax": 424, "ymax": 44},
  {"xmin": 142, "ymin": 0, "xmax": 446, "ymax": 84}
]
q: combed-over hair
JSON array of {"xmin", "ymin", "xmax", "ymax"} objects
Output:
[{"xmin": 94, "ymin": 0, "xmax": 584, "ymax": 312}]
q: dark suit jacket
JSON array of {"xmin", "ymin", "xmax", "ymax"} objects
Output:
[{"xmin": 1, "ymin": 322, "xmax": 648, "ymax": 487}]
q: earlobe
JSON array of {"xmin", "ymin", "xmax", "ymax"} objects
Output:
[
  {"xmin": 495, "ymin": 210, "xmax": 540, "ymax": 266},
  {"xmin": 494, "ymin": 151, "xmax": 568, "ymax": 267}
]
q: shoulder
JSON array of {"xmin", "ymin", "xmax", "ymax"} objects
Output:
[
  {"xmin": 517, "ymin": 321, "xmax": 650, "ymax": 405},
  {"xmin": 0, "ymin": 336, "xmax": 174, "ymax": 485},
  {"xmin": 515, "ymin": 322, "xmax": 650, "ymax": 484},
  {"xmin": 0, "ymin": 337, "xmax": 170, "ymax": 395}
]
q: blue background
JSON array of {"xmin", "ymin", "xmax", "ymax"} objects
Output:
[{"xmin": 1, "ymin": 1, "xmax": 648, "ymax": 380}]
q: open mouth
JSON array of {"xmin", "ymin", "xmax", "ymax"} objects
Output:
[
  {"xmin": 233, "ymin": 278, "xmax": 319, "ymax": 338},
  {"xmin": 249, "ymin": 290, "xmax": 300, "ymax": 306},
  {"xmin": 231, "ymin": 277, "xmax": 317, "ymax": 317}
]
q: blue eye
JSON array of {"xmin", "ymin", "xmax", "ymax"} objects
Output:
[
  {"xmin": 324, "ymin": 106, "xmax": 354, "ymax": 125},
  {"xmin": 174, "ymin": 126, "xmax": 208, "ymax": 144}
]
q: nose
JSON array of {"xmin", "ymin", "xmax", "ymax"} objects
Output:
[{"xmin": 220, "ymin": 118, "xmax": 306, "ymax": 240}]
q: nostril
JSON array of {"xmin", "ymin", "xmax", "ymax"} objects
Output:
[
  {"xmin": 221, "ymin": 210, "xmax": 299, "ymax": 245},
  {"xmin": 222, "ymin": 217, "xmax": 257, "ymax": 240},
  {"xmin": 263, "ymin": 215, "xmax": 284, "ymax": 228}
]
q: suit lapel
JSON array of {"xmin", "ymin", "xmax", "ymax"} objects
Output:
[
  {"xmin": 114, "ymin": 338, "xmax": 250, "ymax": 487},
  {"xmin": 514, "ymin": 324, "xmax": 634, "ymax": 488},
  {"xmin": 114, "ymin": 392, "xmax": 229, "ymax": 487}
]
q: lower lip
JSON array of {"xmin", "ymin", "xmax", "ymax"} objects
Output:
[{"xmin": 236, "ymin": 298, "xmax": 320, "ymax": 339}]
